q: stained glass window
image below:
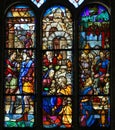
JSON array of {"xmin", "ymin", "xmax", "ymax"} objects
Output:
[
  {"xmin": 4, "ymin": 5, "xmax": 35, "ymax": 127},
  {"xmin": 79, "ymin": 5, "xmax": 110, "ymax": 127},
  {"xmin": 42, "ymin": 5, "xmax": 73, "ymax": 128},
  {"xmin": 1, "ymin": 0, "xmax": 112, "ymax": 129}
]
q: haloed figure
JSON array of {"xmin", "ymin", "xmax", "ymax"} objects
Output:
[{"xmin": 17, "ymin": 50, "xmax": 34, "ymax": 122}]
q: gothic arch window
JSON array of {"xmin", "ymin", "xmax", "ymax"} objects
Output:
[
  {"xmin": 0, "ymin": 0, "xmax": 112, "ymax": 130},
  {"xmin": 4, "ymin": 4, "xmax": 36, "ymax": 127},
  {"xmin": 42, "ymin": 5, "xmax": 73, "ymax": 128},
  {"xmin": 78, "ymin": 4, "xmax": 110, "ymax": 127}
]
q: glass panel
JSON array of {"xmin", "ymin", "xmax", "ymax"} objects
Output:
[
  {"xmin": 68, "ymin": 0, "xmax": 84, "ymax": 8},
  {"xmin": 5, "ymin": 49, "xmax": 35, "ymax": 94},
  {"xmin": 79, "ymin": 96, "xmax": 110, "ymax": 127},
  {"xmin": 79, "ymin": 50, "xmax": 110, "ymax": 95},
  {"xmin": 42, "ymin": 6, "xmax": 73, "ymax": 128},
  {"xmin": 42, "ymin": 5, "xmax": 73, "ymax": 50},
  {"xmin": 4, "ymin": 96, "xmax": 34, "ymax": 127},
  {"xmin": 79, "ymin": 4, "xmax": 110, "ymax": 127},
  {"xmin": 42, "ymin": 51, "xmax": 72, "ymax": 95},
  {"xmin": 79, "ymin": 5, "xmax": 110, "ymax": 49},
  {"xmin": 31, "ymin": 0, "xmax": 46, "ymax": 8},
  {"xmin": 4, "ymin": 49, "xmax": 35, "ymax": 127},
  {"xmin": 43, "ymin": 97, "xmax": 72, "ymax": 128},
  {"xmin": 6, "ymin": 5, "xmax": 35, "ymax": 48}
]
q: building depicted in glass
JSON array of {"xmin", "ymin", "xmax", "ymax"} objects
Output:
[{"xmin": 0, "ymin": 0, "xmax": 113, "ymax": 129}]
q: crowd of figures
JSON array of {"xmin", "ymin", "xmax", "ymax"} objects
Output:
[
  {"xmin": 4, "ymin": 2, "xmax": 111, "ymax": 128},
  {"xmin": 4, "ymin": 49, "xmax": 73, "ymax": 128},
  {"xmin": 5, "ymin": 49, "xmax": 35, "ymax": 127},
  {"xmin": 79, "ymin": 43, "xmax": 110, "ymax": 127},
  {"xmin": 79, "ymin": 43, "xmax": 110, "ymax": 96}
]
